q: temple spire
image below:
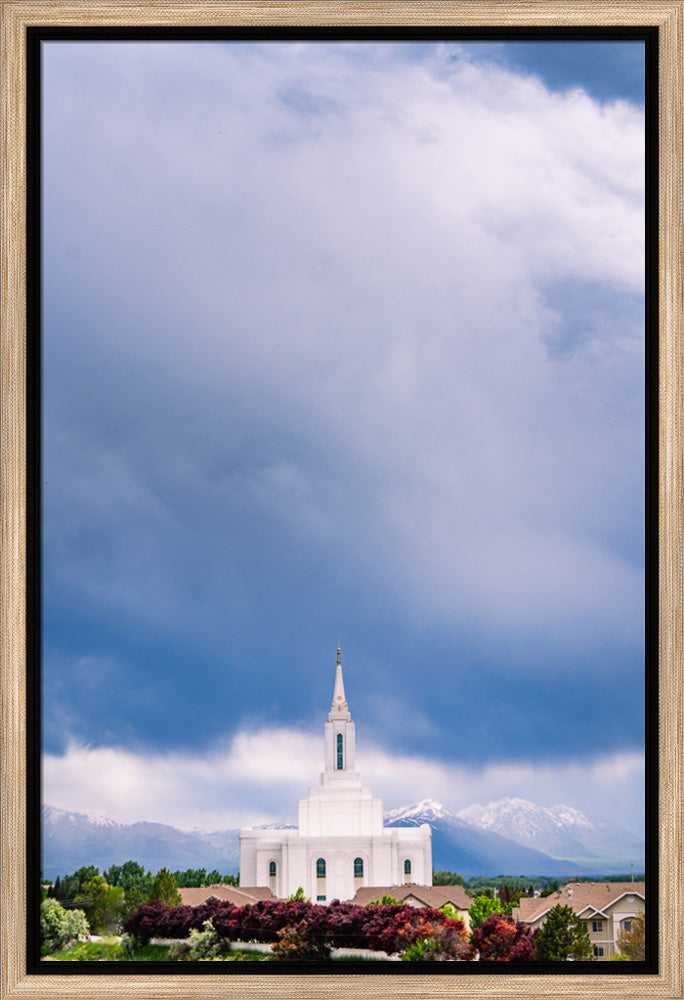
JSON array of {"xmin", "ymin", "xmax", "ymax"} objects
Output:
[{"xmin": 329, "ymin": 643, "xmax": 351, "ymax": 720}]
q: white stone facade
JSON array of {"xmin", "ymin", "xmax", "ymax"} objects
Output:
[{"xmin": 239, "ymin": 650, "xmax": 432, "ymax": 902}]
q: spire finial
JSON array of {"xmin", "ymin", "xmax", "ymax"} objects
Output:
[{"xmin": 337, "ymin": 641, "xmax": 341, "ymax": 666}]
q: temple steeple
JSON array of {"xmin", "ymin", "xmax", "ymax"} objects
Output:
[
  {"xmin": 322, "ymin": 645, "xmax": 357, "ymax": 778},
  {"xmin": 329, "ymin": 643, "xmax": 351, "ymax": 721}
]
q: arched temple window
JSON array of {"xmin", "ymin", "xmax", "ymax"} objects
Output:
[
  {"xmin": 269, "ymin": 861, "xmax": 276, "ymax": 877},
  {"xmin": 316, "ymin": 858, "xmax": 326, "ymax": 878},
  {"xmin": 404, "ymin": 859, "xmax": 412, "ymax": 876},
  {"xmin": 336, "ymin": 733, "xmax": 344, "ymax": 769},
  {"xmin": 354, "ymin": 857, "xmax": 364, "ymax": 877}
]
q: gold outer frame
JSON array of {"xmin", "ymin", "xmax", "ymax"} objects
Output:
[{"xmin": 1, "ymin": 3, "xmax": 681, "ymax": 998}]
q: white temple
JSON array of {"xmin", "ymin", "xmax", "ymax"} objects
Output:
[{"xmin": 239, "ymin": 647, "xmax": 432, "ymax": 902}]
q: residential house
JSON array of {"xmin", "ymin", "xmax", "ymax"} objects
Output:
[
  {"xmin": 178, "ymin": 884, "xmax": 274, "ymax": 907},
  {"xmin": 512, "ymin": 881, "xmax": 645, "ymax": 959},
  {"xmin": 351, "ymin": 882, "xmax": 472, "ymax": 928}
]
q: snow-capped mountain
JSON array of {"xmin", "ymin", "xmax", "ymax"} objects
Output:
[
  {"xmin": 383, "ymin": 800, "xmax": 589, "ymax": 878},
  {"xmin": 384, "ymin": 798, "xmax": 451, "ymax": 824},
  {"xmin": 456, "ymin": 797, "xmax": 644, "ymax": 867}
]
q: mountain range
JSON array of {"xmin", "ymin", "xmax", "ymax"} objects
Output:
[
  {"xmin": 386, "ymin": 798, "xmax": 644, "ymax": 878},
  {"xmin": 42, "ymin": 797, "xmax": 644, "ymax": 882}
]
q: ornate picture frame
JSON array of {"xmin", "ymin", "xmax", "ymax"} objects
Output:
[{"xmin": 2, "ymin": 3, "xmax": 681, "ymax": 998}]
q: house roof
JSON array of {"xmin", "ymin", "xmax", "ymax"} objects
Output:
[
  {"xmin": 514, "ymin": 882, "xmax": 645, "ymax": 925},
  {"xmin": 350, "ymin": 883, "xmax": 471, "ymax": 911},
  {"xmin": 178, "ymin": 884, "xmax": 274, "ymax": 907}
]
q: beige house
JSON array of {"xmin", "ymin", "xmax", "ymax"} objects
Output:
[
  {"xmin": 352, "ymin": 883, "xmax": 472, "ymax": 928},
  {"xmin": 513, "ymin": 881, "xmax": 645, "ymax": 959},
  {"xmin": 178, "ymin": 884, "xmax": 274, "ymax": 907}
]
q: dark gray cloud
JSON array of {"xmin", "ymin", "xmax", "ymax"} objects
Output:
[{"xmin": 41, "ymin": 42, "xmax": 645, "ymax": 785}]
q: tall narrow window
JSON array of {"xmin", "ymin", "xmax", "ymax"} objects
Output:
[
  {"xmin": 316, "ymin": 858, "xmax": 326, "ymax": 878},
  {"xmin": 354, "ymin": 857, "xmax": 364, "ymax": 877},
  {"xmin": 269, "ymin": 861, "xmax": 276, "ymax": 877},
  {"xmin": 404, "ymin": 859, "xmax": 411, "ymax": 876},
  {"xmin": 336, "ymin": 733, "xmax": 343, "ymax": 769}
]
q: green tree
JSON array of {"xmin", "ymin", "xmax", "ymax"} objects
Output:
[
  {"xmin": 104, "ymin": 864, "xmax": 122, "ymax": 887},
  {"xmin": 221, "ymin": 874, "xmax": 239, "ymax": 886},
  {"xmin": 40, "ymin": 899, "xmax": 90, "ymax": 954},
  {"xmin": 120, "ymin": 860, "xmax": 153, "ymax": 893},
  {"xmin": 616, "ymin": 911, "xmax": 645, "ymax": 960},
  {"xmin": 75, "ymin": 875, "xmax": 125, "ymax": 934},
  {"xmin": 148, "ymin": 867, "xmax": 182, "ymax": 906},
  {"xmin": 432, "ymin": 871, "xmax": 466, "ymax": 887},
  {"xmin": 469, "ymin": 895, "xmax": 503, "ymax": 929},
  {"xmin": 120, "ymin": 885, "xmax": 146, "ymax": 925},
  {"xmin": 535, "ymin": 905, "xmax": 593, "ymax": 961}
]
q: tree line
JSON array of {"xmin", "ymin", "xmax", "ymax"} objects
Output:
[{"xmin": 43, "ymin": 862, "xmax": 237, "ymax": 938}]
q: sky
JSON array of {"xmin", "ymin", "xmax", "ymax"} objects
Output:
[{"xmin": 41, "ymin": 39, "xmax": 647, "ymax": 838}]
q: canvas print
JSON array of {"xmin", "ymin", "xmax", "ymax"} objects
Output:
[{"xmin": 39, "ymin": 37, "xmax": 647, "ymax": 965}]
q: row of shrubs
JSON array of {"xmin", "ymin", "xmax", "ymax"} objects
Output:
[{"xmin": 123, "ymin": 897, "xmax": 537, "ymax": 961}]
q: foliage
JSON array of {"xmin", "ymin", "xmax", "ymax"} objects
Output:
[
  {"xmin": 469, "ymin": 895, "xmax": 503, "ymax": 929},
  {"xmin": 40, "ymin": 899, "xmax": 90, "ymax": 954},
  {"xmin": 124, "ymin": 896, "xmax": 474, "ymax": 959},
  {"xmin": 172, "ymin": 868, "xmax": 235, "ymax": 888},
  {"xmin": 119, "ymin": 933, "xmax": 139, "ymax": 959},
  {"xmin": 104, "ymin": 860, "xmax": 153, "ymax": 894},
  {"xmin": 52, "ymin": 865, "xmax": 100, "ymax": 905},
  {"xmin": 74, "ymin": 875, "xmax": 125, "ymax": 934},
  {"xmin": 397, "ymin": 912, "xmax": 474, "ymax": 962},
  {"xmin": 471, "ymin": 912, "xmax": 538, "ymax": 962},
  {"xmin": 616, "ymin": 911, "xmax": 645, "ymax": 961},
  {"xmin": 272, "ymin": 920, "xmax": 332, "ymax": 961},
  {"xmin": 539, "ymin": 880, "xmax": 560, "ymax": 898},
  {"xmin": 286, "ymin": 887, "xmax": 310, "ymax": 902},
  {"xmin": 124, "ymin": 898, "xmax": 223, "ymax": 943},
  {"xmin": 498, "ymin": 883, "xmax": 527, "ymax": 913},
  {"xmin": 401, "ymin": 936, "xmax": 439, "ymax": 961},
  {"xmin": 188, "ymin": 920, "xmax": 232, "ymax": 960},
  {"xmin": 534, "ymin": 905, "xmax": 593, "ymax": 961},
  {"xmin": 166, "ymin": 940, "xmax": 191, "ymax": 960},
  {"xmin": 120, "ymin": 886, "xmax": 146, "ymax": 926},
  {"xmin": 148, "ymin": 867, "xmax": 182, "ymax": 907},
  {"xmin": 432, "ymin": 871, "xmax": 465, "ymax": 887},
  {"xmin": 44, "ymin": 938, "xmax": 123, "ymax": 961},
  {"xmin": 369, "ymin": 894, "xmax": 400, "ymax": 906}
]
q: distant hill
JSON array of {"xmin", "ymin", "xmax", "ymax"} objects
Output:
[
  {"xmin": 42, "ymin": 797, "xmax": 643, "ymax": 881},
  {"xmin": 42, "ymin": 805, "xmax": 241, "ymax": 880}
]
